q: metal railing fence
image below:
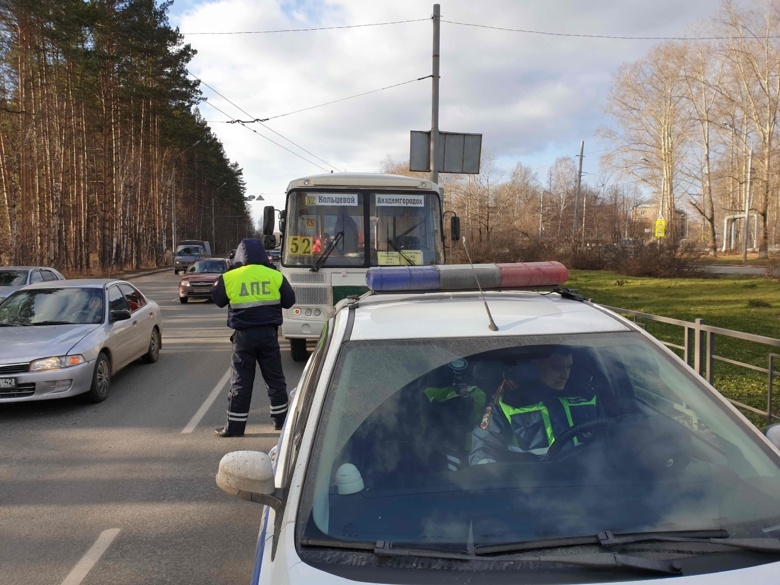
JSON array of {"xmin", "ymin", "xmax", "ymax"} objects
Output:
[{"xmin": 602, "ymin": 305, "xmax": 780, "ymax": 426}]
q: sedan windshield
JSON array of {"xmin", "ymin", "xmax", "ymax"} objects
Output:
[
  {"xmin": 0, "ymin": 270, "xmax": 27, "ymax": 287},
  {"xmin": 175, "ymin": 245, "xmax": 203, "ymax": 257},
  {"xmin": 298, "ymin": 332, "xmax": 780, "ymax": 552},
  {"xmin": 189, "ymin": 261, "xmax": 227, "ymax": 274},
  {"xmin": 0, "ymin": 288, "xmax": 104, "ymax": 325}
]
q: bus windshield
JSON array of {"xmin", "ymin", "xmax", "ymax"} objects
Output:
[{"xmin": 283, "ymin": 190, "xmax": 443, "ymax": 268}]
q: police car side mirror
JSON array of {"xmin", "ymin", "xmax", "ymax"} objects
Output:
[
  {"xmin": 216, "ymin": 451, "xmax": 283, "ymax": 511},
  {"xmin": 765, "ymin": 424, "xmax": 780, "ymax": 450}
]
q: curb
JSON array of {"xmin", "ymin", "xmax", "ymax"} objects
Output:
[{"xmin": 116, "ymin": 268, "xmax": 173, "ymax": 281}]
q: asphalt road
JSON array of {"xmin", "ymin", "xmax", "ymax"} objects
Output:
[
  {"xmin": 704, "ymin": 263, "xmax": 766, "ymax": 275},
  {"xmin": 0, "ymin": 271, "xmax": 307, "ymax": 585}
]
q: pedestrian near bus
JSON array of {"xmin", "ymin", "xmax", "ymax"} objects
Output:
[{"xmin": 211, "ymin": 238, "xmax": 296, "ymax": 437}]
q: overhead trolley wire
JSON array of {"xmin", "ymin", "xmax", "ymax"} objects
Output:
[
  {"xmin": 190, "ymin": 73, "xmax": 341, "ymax": 172},
  {"xmin": 198, "ymin": 96, "xmax": 333, "ymax": 173}
]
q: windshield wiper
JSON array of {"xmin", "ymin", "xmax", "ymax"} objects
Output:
[
  {"xmin": 31, "ymin": 321, "xmax": 72, "ymax": 326},
  {"xmin": 373, "ymin": 541, "xmax": 681, "ymax": 574},
  {"xmin": 476, "ymin": 528, "xmax": 780, "ymax": 556},
  {"xmin": 301, "ymin": 538, "xmax": 681, "ymax": 575},
  {"xmin": 310, "ymin": 231, "xmax": 343, "ymax": 272},
  {"xmin": 387, "ymin": 238, "xmax": 415, "ymax": 266}
]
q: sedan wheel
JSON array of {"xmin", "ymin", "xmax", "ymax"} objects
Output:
[
  {"xmin": 142, "ymin": 327, "xmax": 161, "ymax": 364},
  {"xmin": 85, "ymin": 353, "xmax": 110, "ymax": 403},
  {"xmin": 179, "ymin": 296, "xmax": 188, "ymax": 303}
]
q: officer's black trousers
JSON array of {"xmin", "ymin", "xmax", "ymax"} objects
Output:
[{"xmin": 225, "ymin": 326, "xmax": 288, "ymax": 434}]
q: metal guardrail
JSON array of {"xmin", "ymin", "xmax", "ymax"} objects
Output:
[{"xmin": 602, "ymin": 305, "xmax": 780, "ymax": 426}]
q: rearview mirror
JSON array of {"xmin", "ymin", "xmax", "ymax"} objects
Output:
[
  {"xmin": 450, "ymin": 215, "xmax": 461, "ymax": 241},
  {"xmin": 262, "ymin": 206, "xmax": 275, "ymax": 236}
]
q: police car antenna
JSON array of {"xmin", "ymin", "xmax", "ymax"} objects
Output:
[{"xmin": 461, "ymin": 237, "xmax": 498, "ymax": 331}]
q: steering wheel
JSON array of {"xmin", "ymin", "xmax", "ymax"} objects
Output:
[{"xmin": 545, "ymin": 417, "xmax": 611, "ymax": 460}]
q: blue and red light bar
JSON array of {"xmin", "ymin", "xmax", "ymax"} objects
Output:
[{"xmin": 366, "ymin": 262, "xmax": 568, "ymax": 292}]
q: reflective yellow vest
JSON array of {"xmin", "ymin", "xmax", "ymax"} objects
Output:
[{"xmin": 222, "ymin": 264, "xmax": 284, "ymax": 309}]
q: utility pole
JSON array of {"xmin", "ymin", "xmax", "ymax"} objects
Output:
[
  {"xmin": 573, "ymin": 140, "xmax": 584, "ymax": 236},
  {"xmin": 743, "ymin": 148, "xmax": 752, "ymax": 263},
  {"xmin": 431, "ymin": 4, "xmax": 441, "ymax": 184}
]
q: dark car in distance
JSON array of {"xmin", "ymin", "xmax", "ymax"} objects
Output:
[{"xmin": 178, "ymin": 258, "xmax": 231, "ymax": 303}]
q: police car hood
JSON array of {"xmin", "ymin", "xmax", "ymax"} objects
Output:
[{"xmin": 234, "ymin": 238, "xmax": 271, "ymax": 267}]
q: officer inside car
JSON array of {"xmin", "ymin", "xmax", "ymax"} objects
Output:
[{"xmin": 470, "ymin": 345, "xmax": 603, "ymax": 464}]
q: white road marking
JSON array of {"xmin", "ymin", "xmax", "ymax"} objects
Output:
[
  {"xmin": 60, "ymin": 528, "xmax": 120, "ymax": 585},
  {"xmin": 181, "ymin": 368, "xmax": 232, "ymax": 434}
]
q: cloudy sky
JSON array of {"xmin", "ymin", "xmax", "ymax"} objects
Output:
[{"xmin": 169, "ymin": 0, "xmax": 730, "ymax": 220}]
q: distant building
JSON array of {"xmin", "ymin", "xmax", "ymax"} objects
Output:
[{"xmin": 629, "ymin": 203, "xmax": 687, "ymax": 241}]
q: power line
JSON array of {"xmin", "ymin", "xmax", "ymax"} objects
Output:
[
  {"xmin": 244, "ymin": 76, "xmax": 431, "ymax": 122},
  {"xmin": 191, "ymin": 73, "xmax": 341, "ymax": 171},
  {"xmin": 182, "ymin": 18, "xmax": 430, "ymax": 35},
  {"xmin": 180, "ymin": 13, "xmax": 759, "ymax": 42},
  {"xmin": 440, "ymin": 19, "xmax": 760, "ymax": 41}
]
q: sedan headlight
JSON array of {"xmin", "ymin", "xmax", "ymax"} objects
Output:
[
  {"xmin": 180, "ymin": 280, "xmax": 191, "ymax": 287},
  {"xmin": 30, "ymin": 355, "xmax": 86, "ymax": 371}
]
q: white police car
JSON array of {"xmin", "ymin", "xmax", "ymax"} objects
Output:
[{"xmin": 217, "ymin": 262, "xmax": 780, "ymax": 584}]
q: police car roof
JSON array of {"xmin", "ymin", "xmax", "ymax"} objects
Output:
[{"xmin": 346, "ymin": 291, "xmax": 629, "ymax": 341}]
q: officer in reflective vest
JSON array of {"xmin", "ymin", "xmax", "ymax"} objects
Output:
[
  {"xmin": 212, "ymin": 238, "xmax": 296, "ymax": 437},
  {"xmin": 470, "ymin": 346, "xmax": 602, "ymax": 464}
]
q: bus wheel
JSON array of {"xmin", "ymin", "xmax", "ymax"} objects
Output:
[{"xmin": 290, "ymin": 339, "xmax": 308, "ymax": 362}]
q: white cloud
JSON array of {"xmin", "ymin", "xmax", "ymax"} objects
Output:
[{"xmin": 172, "ymin": 0, "xmax": 731, "ymax": 221}]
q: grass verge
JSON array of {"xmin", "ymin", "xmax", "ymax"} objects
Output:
[{"xmin": 567, "ymin": 270, "xmax": 780, "ymax": 428}]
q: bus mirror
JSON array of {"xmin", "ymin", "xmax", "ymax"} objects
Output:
[
  {"xmin": 262, "ymin": 206, "xmax": 275, "ymax": 236},
  {"xmin": 450, "ymin": 216, "xmax": 461, "ymax": 241},
  {"xmin": 263, "ymin": 235, "xmax": 276, "ymax": 250},
  {"xmin": 279, "ymin": 210, "xmax": 286, "ymax": 235}
]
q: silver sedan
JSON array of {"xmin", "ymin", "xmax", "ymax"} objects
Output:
[
  {"xmin": 0, "ymin": 266, "xmax": 66, "ymax": 301},
  {"xmin": 0, "ymin": 279, "xmax": 162, "ymax": 403}
]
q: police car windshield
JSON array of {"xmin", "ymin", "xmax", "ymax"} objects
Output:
[{"xmin": 297, "ymin": 332, "xmax": 780, "ymax": 555}]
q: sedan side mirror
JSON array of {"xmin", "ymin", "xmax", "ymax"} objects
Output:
[{"xmin": 110, "ymin": 309, "xmax": 132, "ymax": 322}]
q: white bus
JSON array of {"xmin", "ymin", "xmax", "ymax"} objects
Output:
[{"xmin": 262, "ymin": 172, "xmax": 458, "ymax": 361}]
